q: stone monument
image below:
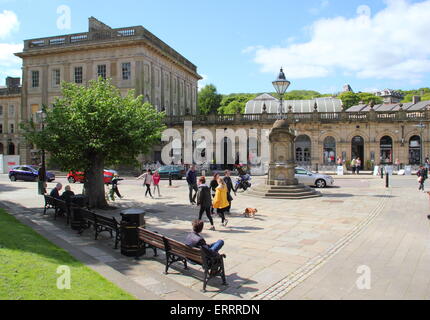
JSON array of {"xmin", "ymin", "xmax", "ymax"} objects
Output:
[{"xmin": 247, "ymin": 119, "xmax": 321, "ymax": 199}]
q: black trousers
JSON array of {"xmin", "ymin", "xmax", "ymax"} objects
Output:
[
  {"xmin": 199, "ymin": 206, "xmax": 214, "ymax": 225},
  {"xmin": 189, "ymin": 183, "xmax": 198, "ymax": 203},
  {"xmin": 112, "ymin": 186, "xmax": 122, "ymax": 198},
  {"xmin": 145, "ymin": 184, "xmax": 152, "ymax": 197},
  {"xmin": 217, "ymin": 207, "xmax": 226, "ymax": 223}
]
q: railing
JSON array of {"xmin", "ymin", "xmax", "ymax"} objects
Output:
[
  {"xmin": 165, "ymin": 110, "xmax": 430, "ymax": 125},
  {"xmin": 23, "ymin": 26, "xmax": 197, "ymax": 72}
]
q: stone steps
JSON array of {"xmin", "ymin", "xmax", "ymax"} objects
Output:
[{"xmin": 245, "ymin": 184, "xmax": 322, "ymax": 199}]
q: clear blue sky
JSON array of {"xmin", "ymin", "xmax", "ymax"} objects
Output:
[{"xmin": 1, "ymin": 0, "xmax": 429, "ymax": 94}]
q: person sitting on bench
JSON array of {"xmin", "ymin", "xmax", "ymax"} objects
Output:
[
  {"xmin": 185, "ymin": 220, "xmax": 224, "ymax": 254},
  {"xmin": 61, "ymin": 185, "xmax": 75, "ymax": 205},
  {"xmin": 50, "ymin": 183, "xmax": 63, "ymax": 199}
]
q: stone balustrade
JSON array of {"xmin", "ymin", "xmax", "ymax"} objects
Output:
[{"xmin": 165, "ymin": 110, "xmax": 429, "ymax": 126}]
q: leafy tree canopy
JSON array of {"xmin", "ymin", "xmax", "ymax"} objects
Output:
[
  {"xmin": 22, "ymin": 78, "xmax": 165, "ymax": 208},
  {"xmin": 197, "ymin": 84, "xmax": 222, "ymax": 115}
]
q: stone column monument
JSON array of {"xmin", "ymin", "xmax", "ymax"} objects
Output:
[{"xmin": 247, "ymin": 119, "xmax": 321, "ymax": 199}]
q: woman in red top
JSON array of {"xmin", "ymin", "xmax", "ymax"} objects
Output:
[{"xmin": 153, "ymin": 171, "xmax": 161, "ymax": 197}]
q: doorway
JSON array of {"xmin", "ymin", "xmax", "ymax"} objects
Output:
[{"xmin": 351, "ymin": 136, "xmax": 364, "ymax": 168}]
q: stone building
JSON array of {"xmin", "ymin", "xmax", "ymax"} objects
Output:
[
  {"xmin": 0, "ymin": 77, "xmax": 21, "ymax": 156},
  {"xmin": 164, "ymin": 93, "xmax": 430, "ymax": 171},
  {"xmin": 14, "ymin": 17, "xmax": 201, "ymax": 164}
]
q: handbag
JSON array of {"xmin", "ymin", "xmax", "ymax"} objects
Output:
[{"xmin": 227, "ymin": 192, "xmax": 233, "ymax": 202}]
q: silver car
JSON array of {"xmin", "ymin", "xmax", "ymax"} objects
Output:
[{"xmin": 295, "ymin": 168, "xmax": 335, "ymax": 188}]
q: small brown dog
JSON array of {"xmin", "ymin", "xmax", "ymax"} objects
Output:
[{"xmin": 244, "ymin": 208, "xmax": 258, "ymax": 218}]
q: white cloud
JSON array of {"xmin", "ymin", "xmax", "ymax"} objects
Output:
[
  {"xmin": 309, "ymin": 0, "xmax": 330, "ymax": 15},
  {"xmin": 198, "ymin": 74, "xmax": 209, "ymax": 90},
  {"xmin": 0, "ymin": 10, "xmax": 19, "ymax": 38},
  {"xmin": 249, "ymin": 0, "xmax": 430, "ymax": 83},
  {"xmin": 0, "ymin": 10, "xmax": 21, "ymax": 84}
]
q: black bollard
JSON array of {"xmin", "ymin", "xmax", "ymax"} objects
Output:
[
  {"xmin": 386, "ymin": 171, "xmax": 389, "ymax": 188},
  {"xmin": 380, "ymin": 167, "xmax": 384, "ymax": 179},
  {"xmin": 169, "ymin": 173, "xmax": 172, "ymax": 187}
]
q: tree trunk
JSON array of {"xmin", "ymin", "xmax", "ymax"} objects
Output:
[{"xmin": 85, "ymin": 154, "xmax": 108, "ymax": 209}]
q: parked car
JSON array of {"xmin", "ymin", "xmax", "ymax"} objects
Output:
[
  {"xmin": 67, "ymin": 169, "xmax": 118, "ymax": 184},
  {"xmin": 9, "ymin": 165, "xmax": 55, "ymax": 182},
  {"xmin": 295, "ymin": 167, "xmax": 334, "ymax": 188},
  {"xmin": 155, "ymin": 165, "xmax": 185, "ymax": 180}
]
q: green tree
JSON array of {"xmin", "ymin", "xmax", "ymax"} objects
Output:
[
  {"xmin": 22, "ymin": 78, "xmax": 165, "ymax": 208},
  {"xmin": 197, "ymin": 84, "xmax": 222, "ymax": 115},
  {"xmin": 338, "ymin": 91, "xmax": 360, "ymax": 109},
  {"xmin": 218, "ymin": 101, "xmax": 245, "ymax": 114},
  {"xmin": 357, "ymin": 92, "xmax": 383, "ymax": 105}
]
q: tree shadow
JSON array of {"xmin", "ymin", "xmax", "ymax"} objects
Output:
[{"xmin": 0, "ymin": 183, "xmax": 27, "ymax": 193}]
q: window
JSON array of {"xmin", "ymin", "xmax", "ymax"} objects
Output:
[
  {"xmin": 323, "ymin": 136, "xmax": 336, "ymax": 165},
  {"xmin": 74, "ymin": 66, "xmax": 83, "ymax": 84},
  {"xmin": 0, "ymin": 105, "xmax": 3, "ymax": 116},
  {"xmin": 52, "ymin": 69, "xmax": 61, "ymax": 87},
  {"xmin": 380, "ymin": 136, "xmax": 393, "ymax": 164},
  {"xmin": 97, "ymin": 64, "xmax": 107, "ymax": 79},
  {"xmin": 0, "ymin": 124, "xmax": 2, "ymax": 133},
  {"xmin": 122, "ymin": 62, "xmax": 131, "ymax": 80},
  {"xmin": 9, "ymin": 105, "xmax": 14, "ymax": 117},
  {"xmin": 10, "ymin": 123, "xmax": 14, "ymax": 134},
  {"xmin": 31, "ymin": 70, "xmax": 39, "ymax": 88}
]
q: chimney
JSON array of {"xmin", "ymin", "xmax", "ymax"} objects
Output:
[
  {"xmin": 412, "ymin": 96, "xmax": 421, "ymax": 104},
  {"xmin": 6, "ymin": 77, "xmax": 20, "ymax": 88},
  {"xmin": 88, "ymin": 17, "xmax": 112, "ymax": 32}
]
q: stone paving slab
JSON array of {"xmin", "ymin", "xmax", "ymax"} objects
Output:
[{"xmin": 0, "ymin": 174, "xmax": 400, "ymax": 299}]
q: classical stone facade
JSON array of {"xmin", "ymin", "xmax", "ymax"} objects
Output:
[
  {"xmin": 14, "ymin": 17, "xmax": 201, "ymax": 164},
  {"xmin": 0, "ymin": 77, "xmax": 21, "ymax": 156},
  {"xmin": 165, "ymin": 101, "xmax": 430, "ymax": 170}
]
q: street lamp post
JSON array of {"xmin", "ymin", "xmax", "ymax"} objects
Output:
[
  {"xmin": 415, "ymin": 122, "xmax": 426, "ymax": 165},
  {"xmin": 36, "ymin": 109, "xmax": 47, "ymax": 195},
  {"xmin": 272, "ymin": 68, "xmax": 291, "ymax": 120}
]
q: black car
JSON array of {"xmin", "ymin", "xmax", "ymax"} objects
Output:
[
  {"xmin": 9, "ymin": 165, "xmax": 56, "ymax": 182},
  {"xmin": 155, "ymin": 165, "xmax": 186, "ymax": 180}
]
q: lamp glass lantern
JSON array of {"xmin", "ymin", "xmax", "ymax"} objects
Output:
[{"xmin": 272, "ymin": 68, "xmax": 291, "ymax": 118}]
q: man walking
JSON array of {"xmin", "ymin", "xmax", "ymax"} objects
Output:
[{"xmin": 186, "ymin": 165, "xmax": 198, "ymax": 205}]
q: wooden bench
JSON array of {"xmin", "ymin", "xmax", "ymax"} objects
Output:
[
  {"xmin": 43, "ymin": 195, "xmax": 56, "ymax": 215},
  {"xmin": 137, "ymin": 227, "xmax": 227, "ymax": 291},
  {"xmin": 78, "ymin": 208, "xmax": 120, "ymax": 249}
]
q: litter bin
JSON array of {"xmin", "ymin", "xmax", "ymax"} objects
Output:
[
  {"xmin": 120, "ymin": 208, "xmax": 146, "ymax": 257},
  {"xmin": 70, "ymin": 195, "xmax": 88, "ymax": 231}
]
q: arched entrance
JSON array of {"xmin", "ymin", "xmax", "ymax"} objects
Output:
[
  {"xmin": 380, "ymin": 136, "xmax": 393, "ymax": 164},
  {"xmin": 295, "ymin": 135, "xmax": 311, "ymax": 165},
  {"xmin": 323, "ymin": 136, "xmax": 336, "ymax": 165},
  {"xmin": 351, "ymin": 136, "xmax": 364, "ymax": 167},
  {"xmin": 409, "ymin": 135, "xmax": 421, "ymax": 165},
  {"xmin": 7, "ymin": 142, "xmax": 15, "ymax": 155}
]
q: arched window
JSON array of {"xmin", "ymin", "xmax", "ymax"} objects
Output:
[
  {"xmin": 409, "ymin": 135, "xmax": 421, "ymax": 165},
  {"xmin": 380, "ymin": 136, "xmax": 393, "ymax": 164},
  {"xmin": 323, "ymin": 136, "xmax": 336, "ymax": 165},
  {"xmin": 0, "ymin": 143, "xmax": 3, "ymax": 155},
  {"xmin": 295, "ymin": 135, "xmax": 311, "ymax": 164}
]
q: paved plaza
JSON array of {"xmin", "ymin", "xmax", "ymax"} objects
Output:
[{"xmin": 1, "ymin": 173, "xmax": 429, "ymax": 300}]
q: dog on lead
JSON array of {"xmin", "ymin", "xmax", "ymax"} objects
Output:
[{"xmin": 243, "ymin": 208, "xmax": 258, "ymax": 218}]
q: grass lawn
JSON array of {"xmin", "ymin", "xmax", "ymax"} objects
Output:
[{"xmin": 0, "ymin": 208, "xmax": 135, "ymax": 300}]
